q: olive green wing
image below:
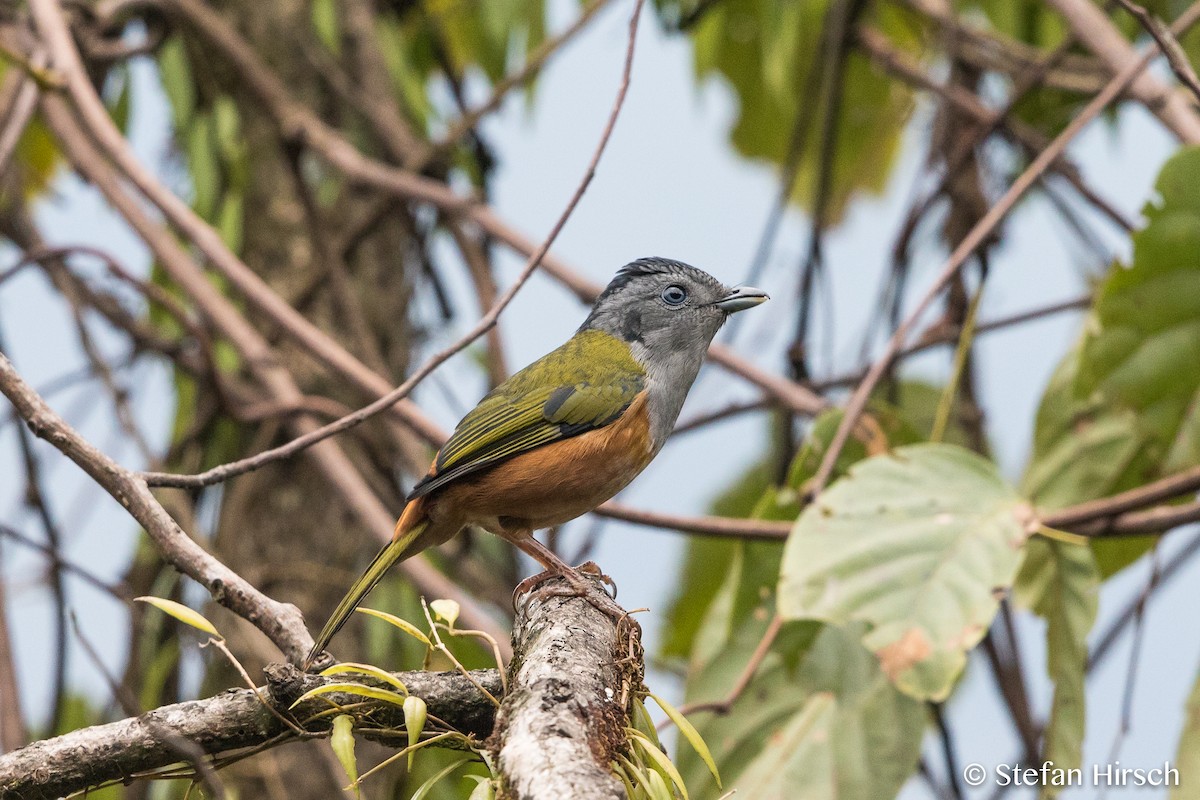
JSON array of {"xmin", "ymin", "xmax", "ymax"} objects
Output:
[{"xmin": 408, "ymin": 331, "xmax": 646, "ymax": 500}]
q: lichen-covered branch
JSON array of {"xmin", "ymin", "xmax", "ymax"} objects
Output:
[
  {"xmin": 492, "ymin": 581, "xmax": 643, "ymax": 800},
  {"xmin": 0, "ymin": 664, "xmax": 503, "ymax": 800}
]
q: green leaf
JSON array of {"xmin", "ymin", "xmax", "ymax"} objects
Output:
[
  {"xmin": 134, "ymin": 596, "xmax": 220, "ymax": 638},
  {"xmin": 1072, "ymin": 147, "xmax": 1200, "ymax": 571},
  {"xmin": 678, "ymin": 621, "xmax": 922, "ymax": 800},
  {"xmin": 644, "ymin": 767, "xmax": 673, "ymax": 800},
  {"xmin": 331, "ymin": 714, "xmax": 361, "ymax": 797},
  {"xmin": 105, "ymin": 64, "xmax": 132, "ymax": 134},
  {"xmin": 156, "ymin": 36, "xmax": 195, "ymax": 128},
  {"xmin": 290, "ymin": 682, "xmax": 409, "ymax": 710},
  {"xmin": 466, "ymin": 775, "xmax": 495, "ymax": 800},
  {"xmin": 663, "ymin": 387, "xmax": 934, "ymax": 665},
  {"xmin": 648, "ymin": 692, "xmax": 721, "ymax": 789},
  {"xmin": 1171, "ymin": 662, "xmax": 1200, "ymax": 800},
  {"xmin": 320, "ymin": 662, "xmax": 409, "ymax": 695},
  {"xmin": 429, "ymin": 599, "xmax": 460, "ymax": 628},
  {"xmin": 311, "ymin": 0, "xmax": 341, "ymax": 53},
  {"xmin": 629, "ymin": 728, "xmax": 690, "ymax": 800},
  {"xmin": 185, "ymin": 113, "xmax": 217, "ymax": 219},
  {"xmin": 726, "ymin": 692, "xmax": 837, "ymax": 798},
  {"xmin": 1024, "ymin": 354, "xmax": 1158, "ymax": 576},
  {"xmin": 215, "ymin": 191, "xmax": 244, "ymax": 252},
  {"xmin": 779, "ymin": 443, "xmax": 1029, "ymax": 700},
  {"xmin": 684, "ymin": 0, "xmax": 915, "ymax": 222},
  {"xmin": 404, "ymin": 694, "xmax": 428, "ymax": 770},
  {"xmin": 357, "ymin": 607, "xmax": 433, "ymax": 647},
  {"xmin": 1014, "ymin": 539, "xmax": 1098, "ymax": 798},
  {"xmin": 409, "ymin": 756, "xmax": 473, "ymax": 800}
]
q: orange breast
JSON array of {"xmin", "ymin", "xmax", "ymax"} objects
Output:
[{"xmin": 431, "ymin": 390, "xmax": 655, "ymax": 533}]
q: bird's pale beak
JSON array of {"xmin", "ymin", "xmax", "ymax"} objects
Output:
[{"xmin": 715, "ymin": 286, "xmax": 770, "ymax": 313}]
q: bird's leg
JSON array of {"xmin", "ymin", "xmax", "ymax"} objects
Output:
[{"xmin": 510, "ymin": 536, "xmax": 623, "ymax": 618}]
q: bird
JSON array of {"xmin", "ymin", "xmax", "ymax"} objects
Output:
[{"xmin": 306, "ymin": 257, "xmax": 768, "ymax": 666}]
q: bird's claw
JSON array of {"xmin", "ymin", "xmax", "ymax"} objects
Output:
[{"xmin": 513, "ymin": 562, "xmax": 623, "ymax": 619}]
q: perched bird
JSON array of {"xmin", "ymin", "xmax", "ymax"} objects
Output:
[{"xmin": 306, "ymin": 257, "xmax": 768, "ymax": 665}]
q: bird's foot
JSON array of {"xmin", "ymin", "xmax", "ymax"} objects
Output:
[{"xmin": 513, "ymin": 562, "xmax": 624, "ymax": 619}]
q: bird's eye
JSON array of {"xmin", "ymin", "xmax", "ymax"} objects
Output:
[{"xmin": 661, "ymin": 285, "xmax": 688, "ymax": 306}]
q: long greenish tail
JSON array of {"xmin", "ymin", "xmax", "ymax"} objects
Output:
[{"xmin": 305, "ymin": 519, "xmax": 430, "ymax": 667}]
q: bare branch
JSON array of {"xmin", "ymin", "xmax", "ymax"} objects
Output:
[
  {"xmin": 1074, "ymin": 499, "xmax": 1200, "ymax": 537},
  {"xmin": 0, "ymin": 351, "xmax": 314, "ymax": 663},
  {"xmin": 593, "ymin": 501, "xmax": 790, "ymax": 540},
  {"xmin": 1042, "ymin": 463, "xmax": 1200, "ymax": 529},
  {"xmin": 0, "ymin": 664, "xmax": 503, "ymax": 800}
]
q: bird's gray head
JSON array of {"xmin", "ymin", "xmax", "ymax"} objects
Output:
[
  {"xmin": 580, "ymin": 257, "xmax": 768, "ymax": 445},
  {"xmin": 579, "ymin": 257, "xmax": 768, "ymax": 354}
]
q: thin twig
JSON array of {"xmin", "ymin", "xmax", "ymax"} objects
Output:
[
  {"xmin": 1043, "ymin": 463, "xmax": 1200, "ymax": 529},
  {"xmin": 593, "ymin": 501, "xmax": 790, "ymax": 539},
  {"xmin": 0, "ymin": 541, "xmax": 27, "ymax": 752},
  {"xmin": 1088, "ymin": 531, "xmax": 1200, "ymax": 670},
  {"xmin": 671, "ymin": 614, "xmax": 783, "ymax": 719},
  {"xmin": 1097, "ymin": 546, "xmax": 1160, "ymax": 800},
  {"xmin": 1115, "ymin": 0, "xmax": 1200, "ymax": 103}
]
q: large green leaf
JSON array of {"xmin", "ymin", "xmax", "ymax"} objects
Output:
[
  {"xmin": 1077, "ymin": 147, "xmax": 1200, "ymax": 459},
  {"xmin": 1023, "ymin": 352, "xmax": 1158, "ymax": 575},
  {"xmin": 661, "ymin": 460, "xmax": 776, "ymax": 663},
  {"xmin": 1171, "ymin": 662, "xmax": 1200, "ymax": 800},
  {"xmin": 678, "ymin": 618, "xmax": 922, "ymax": 800},
  {"xmin": 1015, "ymin": 358, "xmax": 1104, "ymax": 796},
  {"xmin": 1069, "ymin": 147, "xmax": 1200, "ymax": 572},
  {"xmin": 779, "ymin": 443, "xmax": 1029, "ymax": 700},
  {"xmin": 664, "ymin": 391, "xmax": 933, "ymax": 665},
  {"xmin": 1013, "ymin": 539, "xmax": 1097, "ymax": 799},
  {"xmin": 726, "ymin": 692, "xmax": 837, "ymax": 798}
]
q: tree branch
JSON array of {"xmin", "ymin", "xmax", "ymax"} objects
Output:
[
  {"xmin": 1114, "ymin": 0, "xmax": 1200, "ymax": 103},
  {"xmin": 0, "ymin": 664, "xmax": 503, "ymax": 800},
  {"xmin": 1042, "ymin": 463, "xmax": 1200, "ymax": 529},
  {"xmin": 492, "ymin": 579, "xmax": 641, "ymax": 799},
  {"xmin": 0, "ymin": 351, "xmax": 314, "ymax": 664}
]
